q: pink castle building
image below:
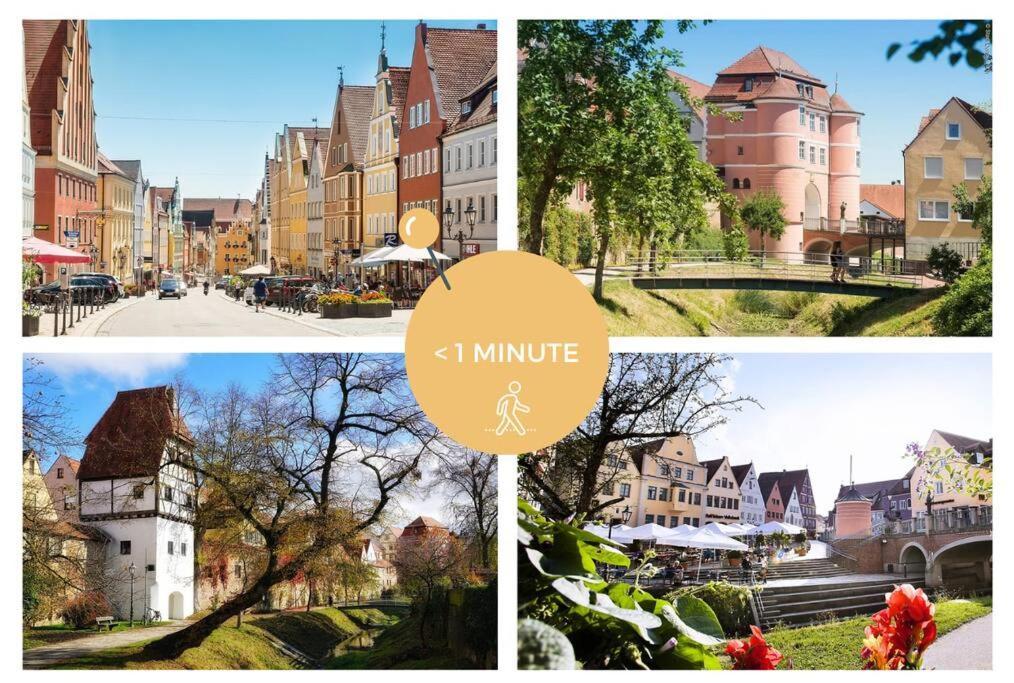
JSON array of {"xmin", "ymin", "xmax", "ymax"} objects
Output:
[{"xmin": 704, "ymin": 47, "xmax": 863, "ymax": 258}]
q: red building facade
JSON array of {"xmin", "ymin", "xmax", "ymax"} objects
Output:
[
  {"xmin": 24, "ymin": 20, "xmax": 98, "ymax": 272},
  {"xmin": 397, "ymin": 23, "xmax": 497, "ymax": 248}
]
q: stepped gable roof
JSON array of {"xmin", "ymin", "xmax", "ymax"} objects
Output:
[
  {"xmin": 388, "ymin": 66, "xmax": 411, "ymax": 120},
  {"xmin": 668, "ymin": 70, "xmax": 711, "ymax": 119},
  {"xmin": 446, "ymin": 61, "xmax": 497, "ymax": 135},
  {"xmin": 425, "ymin": 27, "xmax": 497, "ymax": 124},
  {"xmin": 731, "ymin": 463, "xmax": 754, "ymax": 487},
  {"xmin": 860, "ymin": 184, "xmax": 905, "ymax": 220},
  {"xmin": 699, "ymin": 457, "xmax": 726, "ymax": 483},
  {"xmin": 757, "ymin": 472, "xmax": 782, "ymax": 502},
  {"xmin": 23, "ymin": 20, "xmax": 66, "ymax": 152},
  {"xmin": 79, "ymin": 386, "xmax": 193, "ymax": 480},
  {"xmin": 184, "ymin": 197, "xmax": 253, "ymax": 221},
  {"xmin": 111, "ymin": 160, "xmax": 142, "ymax": 181}
]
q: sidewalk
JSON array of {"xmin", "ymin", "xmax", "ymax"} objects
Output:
[
  {"xmin": 34, "ymin": 293, "xmax": 148, "ymax": 338},
  {"xmin": 23, "ymin": 622, "xmax": 187, "ymax": 669},
  {"xmin": 923, "ymin": 612, "xmax": 992, "ymax": 670},
  {"xmin": 217, "ymin": 291, "xmax": 411, "ymax": 336}
]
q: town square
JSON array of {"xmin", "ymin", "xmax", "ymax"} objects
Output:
[
  {"xmin": 23, "ymin": 354, "xmax": 497, "ymax": 669},
  {"xmin": 518, "ymin": 353, "xmax": 992, "ymax": 669},
  {"xmin": 22, "ymin": 19, "xmax": 497, "ymax": 337}
]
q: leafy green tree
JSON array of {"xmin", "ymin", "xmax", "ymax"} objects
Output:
[
  {"xmin": 739, "ymin": 191, "xmax": 786, "ymax": 257},
  {"xmin": 888, "ymin": 20, "xmax": 991, "ymax": 70},
  {"xmin": 953, "ymin": 174, "xmax": 992, "ymax": 248},
  {"xmin": 722, "ymin": 227, "xmax": 750, "ymax": 262},
  {"xmin": 518, "ymin": 20, "xmax": 704, "ymax": 256},
  {"xmin": 926, "ymin": 243, "xmax": 965, "ymax": 283}
]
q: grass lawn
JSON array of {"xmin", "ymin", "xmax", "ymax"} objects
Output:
[
  {"xmin": 748, "ymin": 596, "xmax": 992, "ymax": 670},
  {"xmin": 23, "ymin": 621, "xmax": 169, "ymax": 651},
  {"xmin": 250, "ymin": 608, "xmax": 361, "ymax": 660},
  {"xmin": 594, "ymin": 279, "xmax": 942, "ymax": 336},
  {"xmin": 340, "ymin": 607, "xmax": 402, "ymax": 628},
  {"xmin": 324, "ymin": 616, "xmax": 478, "ymax": 670}
]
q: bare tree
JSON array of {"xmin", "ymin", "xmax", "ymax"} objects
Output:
[
  {"xmin": 145, "ymin": 353, "xmax": 441, "ymax": 658},
  {"xmin": 519, "ymin": 353, "xmax": 756, "ymax": 519},
  {"xmin": 23, "ymin": 357, "xmax": 77, "ymax": 455},
  {"xmin": 428, "ymin": 449, "xmax": 498, "ymax": 569},
  {"xmin": 392, "ymin": 531, "xmax": 468, "ymax": 646}
]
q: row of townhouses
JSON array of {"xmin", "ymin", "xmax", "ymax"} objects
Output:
[
  {"xmin": 564, "ymin": 45, "xmax": 991, "ymax": 263},
  {"xmin": 595, "ymin": 435, "xmax": 819, "ymax": 537},
  {"xmin": 23, "ymin": 386, "xmax": 432, "ymax": 623},
  {"xmin": 253, "ymin": 22, "xmax": 498, "ymax": 278}
]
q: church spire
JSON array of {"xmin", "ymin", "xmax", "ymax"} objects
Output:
[{"xmin": 376, "ymin": 22, "xmax": 388, "ymax": 75}]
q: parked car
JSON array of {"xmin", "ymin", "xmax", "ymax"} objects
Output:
[
  {"xmin": 77, "ymin": 272, "xmax": 124, "ymax": 300},
  {"xmin": 215, "ymin": 278, "xmax": 227, "ymax": 290},
  {"xmin": 266, "ymin": 276, "xmax": 315, "ymax": 306},
  {"xmin": 69, "ymin": 273, "xmax": 116, "ymax": 299},
  {"xmin": 158, "ymin": 279, "xmax": 182, "ymax": 300},
  {"xmin": 178, "ymin": 280, "xmax": 188, "ymax": 297},
  {"xmin": 25, "ymin": 280, "xmax": 62, "ymax": 305}
]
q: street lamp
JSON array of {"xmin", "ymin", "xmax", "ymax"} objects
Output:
[
  {"xmin": 607, "ymin": 505, "xmax": 632, "ymax": 539},
  {"xmin": 443, "ymin": 199, "xmax": 476, "ymax": 261},
  {"xmin": 332, "ymin": 237, "xmax": 342, "ymax": 284},
  {"xmin": 128, "ymin": 562, "xmax": 136, "ymax": 627}
]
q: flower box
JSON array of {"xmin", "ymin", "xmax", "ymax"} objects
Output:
[
  {"xmin": 321, "ymin": 303, "xmax": 358, "ymax": 319},
  {"xmin": 356, "ymin": 302, "xmax": 393, "ymax": 318},
  {"xmin": 22, "ymin": 314, "xmax": 40, "ymax": 337}
]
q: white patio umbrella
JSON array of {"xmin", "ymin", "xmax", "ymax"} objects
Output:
[
  {"xmin": 350, "ymin": 246, "xmax": 396, "ymax": 268},
  {"xmin": 582, "ymin": 523, "xmax": 631, "ymax": 543},
  {"xmin": 745, "ymin": 521, "xmax": 806, "ymax": 536},
  {"xmin": 377, "ymin": 244, "xmax": 452, "ymax": 264},
  {"xmin": 703, "ymin": 521, "xmax": 752, "ymax": 537},
  {"xmin": 620, "ymin": 523, "xmax": 682, "ymax": 543},
  {"xmin": 662, "ymin": 525, "xmax": 749, "ymax": 580},
  {"xmin": 238, "ymin": 264, "xmax": 270, "ymax": 276}
]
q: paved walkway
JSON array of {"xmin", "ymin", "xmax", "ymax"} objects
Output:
[
  {"xmin": 923, "ymin": 612, "xmax": 992, "ymax": 670},
  {"xmin": 23, "ymin": 622, "xmax": 187, "ymax": 669}
]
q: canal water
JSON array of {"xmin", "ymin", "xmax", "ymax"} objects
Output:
[{"xmin": 330, "ymin": 628, "xmax": 382, "ymax": 657}]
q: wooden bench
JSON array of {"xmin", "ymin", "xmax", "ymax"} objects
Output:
[{"xmin": 95, "ymin": 616, "xmax": 115, "ymax": 631}]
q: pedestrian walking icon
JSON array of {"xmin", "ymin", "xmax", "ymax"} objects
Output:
[{"xmin": 495, "ymin": 380, "xmax": 530, "ymax": 436}]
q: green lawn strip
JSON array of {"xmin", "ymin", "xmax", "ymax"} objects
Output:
[
  {"xmin": 46, "ymin": 624, "xmax": 297, "ymax": 670},
  {"xmin": 735, "ymin": 596, "xmax": 992, "ymax": 670},
  {"xmin": 323, "ymin": 616, "xmax": 477, "ymax": 670},
  {"xmin": 24, "ymin": 621, "xmax": 169, "ymax": 651},
  {"xmin": 340, "ymin": 607, "xmax": 401, "ymax": 628},
  {"xmin": 828, "ymin": 288, "xmax": 945, "ymax": 336},
  {"xmin": 249, "ymin": 608, "xmax": 361, "ymax": 660}
]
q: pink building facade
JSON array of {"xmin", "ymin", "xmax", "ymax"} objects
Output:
[{"xmin": 704, "ymin": 47, "xmax": 862, "ymax": 258}]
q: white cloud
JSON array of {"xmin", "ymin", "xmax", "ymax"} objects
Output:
[{"xmin": 38, "ymin": 353, "xmax": 188, "ymax": 385}]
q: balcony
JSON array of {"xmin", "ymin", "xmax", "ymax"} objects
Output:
[
  {"xmin": 882, "ymin": 505, "xmax": 992, "ymax": 536},
  {"xmin": 802, "ymin": 216, "xmax": 905, "ymax": 237}
]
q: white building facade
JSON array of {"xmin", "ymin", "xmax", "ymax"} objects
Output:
[
  {"xmin": 783, "ymin": 487, "xmax": 805, "ymax": 528},
  {"xmin": 734, "ymin": 463, "xmax": 767, "ymax": 526},
  {"xmin": 22, "ymin": 72, "xmax": 36, "ymax": 239}
]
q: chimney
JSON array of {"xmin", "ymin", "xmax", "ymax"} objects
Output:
[{"xmin": 477, "ymin": 23, "xmax": 487, "ymax": 29}]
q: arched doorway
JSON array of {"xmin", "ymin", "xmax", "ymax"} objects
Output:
[
  {"xmin": 804, "ymin": 183, "xmax": 821, "ymax": 230},
  {"xmin": 804, "ymin": 238, "xmax": 833, "ymax": 264},
  {"xmin": 168, "ymin": 591, "xmax": 185, "ymax": 620},
  {"xmin": 899, "ymin": 542, "xmax": 928, "ymax": 578}
]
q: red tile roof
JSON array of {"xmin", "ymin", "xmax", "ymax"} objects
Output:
[
  {"xmin": 79, "ymin": 386, "xmax": 193, "ymax": 480},
  {"xmin": 860, "ymin": 184, "xmax": 905, "ymax": 220},
  {"xmin": 405, "ymin": 515, "xmax": 446, "ymax": 529},
  {"xmin": 325, "ymin": 85, "xmax": 375, "ymax": 175},
  {"xmin": 668, "ymin": 70, "xmax": 711, "ymax": 119},
  {"xmin": 424, "ymin": 27, "xmax": 497, "ymax": 125},
  {"xmin": 717, "ymin": 46, "xmax": 823, "ymax": 84},
  {"xmin": 184, "ymin": 197, "xmax": 253, "ymax": 221},
  {"xmin": 388, "ymin": 66, "xmax": 411, "ymax": 122},
  {"xmin": 446, "ymin": 61, "xmax": 497, "ymax": 136}
]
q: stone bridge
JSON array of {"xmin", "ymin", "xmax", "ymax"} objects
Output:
[{"xmin": 829, "ymin": 507, "xmax": 992, "ymax": 590}]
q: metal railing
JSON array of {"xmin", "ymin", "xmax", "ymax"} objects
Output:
[
  {"xmin": 620, "ymin": 250, "xmax": 923, "ymax": 289},
  {"xmin": 803, "ymin": 217, "xmax": 905, "ymax": 236},
  {"xmin": 883, "ymin": 505, "xmax": 992, "ymax": 536},
  {"xmin": 25, "ymin": 285, "xmax": 110, "ymax": 337}
]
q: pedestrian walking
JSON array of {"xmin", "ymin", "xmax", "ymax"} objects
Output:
[
  {"xmin": 253, "ymin": 276, "xmax": 267, "ymax": 313},
  {"xmin": 831, "ymin": 242, "xmax": 846, "ymax": 283}
]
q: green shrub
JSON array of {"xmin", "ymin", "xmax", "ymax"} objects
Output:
[
  {"xmin": 776, "ymin": 291, "xmax": 818, "ymax": 317},
  {"xmin": 685, "ymin": 227, "xmax": 724, "ymax": 252},
  {"xmin": 927, "ymin": 243, "xmax": 966, "ymax": 283},
  {"xmin": 722, "ymin": 227, "xmax": 750, "ymax": 261},
  {"xmin": 933, "ymin": 255, "xmax": 992, "ymax": 336},
  {"xmin": 666, "ymin": 581, "xmax": 753, "ymax": 637},
  {"xmin": 733, "ymin": 290, "xmax": 775, "ymax": 314}
]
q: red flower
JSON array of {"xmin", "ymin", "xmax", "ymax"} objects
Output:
[
  {"xmin": 861, "ymin": 584, "xmax": 937, "ymax": 670},
  {"xmin": 726, "ymin": 625, "xmax": 783, "ymax": 670}
]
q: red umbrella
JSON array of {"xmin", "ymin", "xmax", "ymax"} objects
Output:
[{"xmin": 22, "ymin": 236, "xmax": 91, "ymax": 264}]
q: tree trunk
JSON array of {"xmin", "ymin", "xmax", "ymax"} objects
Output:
[
  {"xmin": 419, "ymin": 587, "xmax": 431, "ymax": 649},
  {"xmin": 527, "ymin": 150, "xmax": 561, "ymax": 256},
  {"xmin": 593, "ymin": 225, "xmax": 611, "ymax": 301},
  {"xmin": 636, "ymin": 232, "xmax": 645, "ymax": 273}
]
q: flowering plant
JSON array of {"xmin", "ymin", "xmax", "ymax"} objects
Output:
[
  {"xmin": 725, "ymin": 625, "xmax": 783, "ymax": 670},
  {"xmin": 318, "ymin": 292, "xmax": 358, "ymax": 305},
  {"xmin": 861, "ymin": 584, "xmax": 937, "ymax": 670},
  {"xmin": 906, "ymin": 442, "xmax": 991, "ymax": 502},
  {"xmin": 359, "ymin": 291, "xmax": 392, "ymax": 304}
]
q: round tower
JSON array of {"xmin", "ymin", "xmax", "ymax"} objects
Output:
[
  {"xmin": 828, "ymin": 93, "xmax": 862, "ymax": 235},
  {"xmin": 833, "ymin": 485, "xmax": 872, "ymax": 539}
]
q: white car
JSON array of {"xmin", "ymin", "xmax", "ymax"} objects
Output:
[{"xmin": 178, "ymin": 280, "xmax": 188, "ymax": 296}]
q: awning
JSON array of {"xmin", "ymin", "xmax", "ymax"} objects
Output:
[
  {"xmin": 22, "ymin": 236, "xmax": 91, "ymax": 264},
  {"xmin": 239, "ymin": 264, "xmax": 271, "ymax": 276}
]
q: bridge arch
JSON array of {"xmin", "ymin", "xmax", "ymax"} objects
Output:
[
  {"xmin": 803, "ymin": 238, "xmax": 833, "ymax": 264},
  {"xmin": 931, "ymin": 534, "xmax": 993, "ymax": 562},
  {"xmin": 927, "ymin": 534, "xmax": 992, "ymax": 589},
  {"xmin": 899, "ymin": 541, "xmax": 929, "ymax": 575}
]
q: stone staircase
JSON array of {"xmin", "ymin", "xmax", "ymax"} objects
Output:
[{"xmin": 756, "ymin": 559, "xmax": 924, "ymax": 628}]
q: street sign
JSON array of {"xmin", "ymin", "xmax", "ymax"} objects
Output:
[
  {"xmin": 34, "ymin": 224, "xmax": 48, "ymax": 231},
  {"xmin": 383, "ymin": 232, "xmax": 399, "ymax": 247},
  {"xmin": 463, "ymin": 243, "xmax": 481, "ymax": 258},
  {"xmin": 64, "ymin": 230, "xmax": 80, "ymax": 240}
]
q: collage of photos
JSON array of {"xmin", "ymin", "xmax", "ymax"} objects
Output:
[{"xmin": 17, "ymin": 12, "xmax": 994, "ymax": 677}]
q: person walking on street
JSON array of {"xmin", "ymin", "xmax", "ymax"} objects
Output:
[
  {"xmin": 253, "ymin": 276, "xmax": 268, "ymax": 313},
  {"xmin": 831, "ymin": 242, "xmax": 845, "ymax": 284}
]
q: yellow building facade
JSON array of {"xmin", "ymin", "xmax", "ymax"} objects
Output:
[
  {"xmin": 363, "ymin": 50, "xmax": 408, "ymax": 253},
  {"xmin": 903, "ymin": 97, "xmax": 992, "ymax": 261},
  {"xmin": 97, "ymin": 156, "xmax": 135, "ymax": 283},
  {"xmin": 216, "ymin": 223, "xmax": 252, "ymax": 276},
  {"xmin": 910, "ymin": 429, "xmax": 992, "ymax": 517},
  {"xmin": 272, "ymin": 134, "xmax": 290, "ymax": 272}
]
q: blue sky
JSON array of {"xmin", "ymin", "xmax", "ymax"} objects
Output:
[
  {"xmin": 29, "ymin": 352, "xmax": 991, "ymax": 521},
  {"xmin": 661, "ymin": 20, "xmax": 992, "ymax": 183},
  {"xmin": 89, "ymin": 20, "xmax": 495, "ymax": 198}
]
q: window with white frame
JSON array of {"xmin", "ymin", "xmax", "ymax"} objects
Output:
[
  {"xmin": 809, "ymin": 145, "xmax": 815, "ymax": 164},
  {"xmin": 479, "ymin": 139, "xmax": 486, "ymax": 166},
  {"xmin": 409, "ymin": 106, "xmax": 416, "ymax": 129},
  {"xmin": 432, "ymin": 148, "xmax": 439, "ymax": 172},
  {"xmin": 924, "ymin": 156, "xmax": 944, "ymax": 179},
  {"xmin": 444, "ymin": 147, "xmax": 451, "ymax": 172},
  {"xmin": 424, "ymin": 99, "xmax": 431, "ymax": 124},
  {"xmin": 809, "ymin": 113, "xmax": 816, "ymax": 131},
  {"xmin": 798, "ymin": 141, "xmax": 805, "ymax": 160},
  {"xmin": 492, "ymin": 136, "xmax": 497, "ymax": 164},
  {"xmin": 799, "ymin": 105, "xmax": 805, "ymax": 125},
  {"xmin": 946, "ymin": 122, "xmax": 961, "ymax": 140},
  {"xmin": 819, "ymin": 147, "xmax": 826, "ymax": 166},
  {"xmin": 964, "ymin": 157, "xmax": 984, "ymax": 180},
  {"xmin": 819, "ymin": 115, "xmax": 826, "ymax": 133},
  {"xmin": 918, "ymin": 199, "xmax": 950, "ymax": 221}
]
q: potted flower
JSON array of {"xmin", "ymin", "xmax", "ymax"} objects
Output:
[
  {"xmin": 22, "ymin": 300, "xmax": 41, "ymax": 337},
  {"xmin": 319, "ymin": 292, "xmax": 358, "ymax": 319},
  {"xmin": 356, "ymin": 291, "xmax": 393, "ymax": 318},
  {"xmin": 727, "ymin": 550, "xmax": 743, "ymax": 567}
]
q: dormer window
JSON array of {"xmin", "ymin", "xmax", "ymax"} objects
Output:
[
  {"xmin": 744, "ymin": 77, "xmax": 754, "ymax": 92},
  {"xmin": 491, "ymin": 89, "xmax": 498, "ymax": 106},
  {"xmin": 461, "ymin": 101, "xmax": 472, "ymax": 116}
]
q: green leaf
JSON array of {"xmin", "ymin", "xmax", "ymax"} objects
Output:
[
  {"xmin": 552, "ymin": 578, "xmax": 663, "ymax": 631},
  {"xmin": 581, "ymin": 541, "xmax": 631, "ymax": 567},
  {"xmin": 652, "ymin": 640, "xmax": 723, "ymax": 670},
  {"xmin": 886, "ymin": 43, "xmax": 902, "ymax": 59},
  {"xmin": 666, "ymin": 598, "xmax": 725, "ymax": 647},
  {"xmin": 526, "ymin": 545, "xmax": 596, "ymax": 581}
]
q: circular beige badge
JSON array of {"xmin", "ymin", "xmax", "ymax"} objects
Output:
[{"xmin": 405, "ymin": 251, "xmax": 609, "ymax": 454}]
